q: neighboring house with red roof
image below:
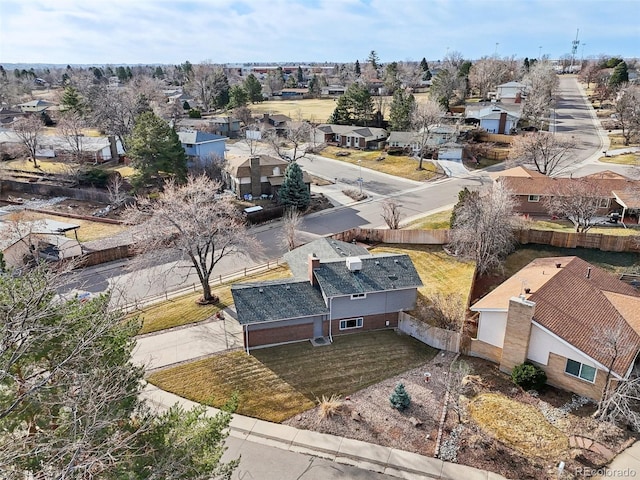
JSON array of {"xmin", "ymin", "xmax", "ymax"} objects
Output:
[
  {"xmin": 491, "ymin": 167, "xmax": 640, "ymax": 222},
  {"xmin": 469, "ymin": 256, "xmax": 640, "ymax": 400}
]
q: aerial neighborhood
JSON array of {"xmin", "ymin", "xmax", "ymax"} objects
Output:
[{"xmin": 1, "ymin": 3, "xmax": 640, "ymax": 479}]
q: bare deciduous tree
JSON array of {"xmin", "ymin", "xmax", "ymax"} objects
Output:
[
  {"xmin": 381, "ymin": 199, "xmax": 402, "ymax": 229},
  {"xmin": 266, "ymin": 113, "xmax": 311, "ymax": 162},
  {"xmin": 12, "ymin": 115, "xmax": 44, "ymax": 167},
  {"xmin": 123, "ymin": 175, "xmax": 260, "ymax": 303},
  {"xmin": 428, "ymin": 292, "xmax": 466, "ymax": 332},
  {"xmin": 411, "ymin": 99, "xmax": 445, "ymax": 170},
  {"xmin": 522, "ymin": 60, "xmax": 558, "ymax": 129},
  {"xmin": 468, "ymin": 57, "xmax": 512, "ymax": 99},
  {"xmin": 58, "ymin": 111, "xmax": 86, "ymax": 162},
  {"xmin": 543, "ymin": 177, "xmax": 604, "ymax": 232},
  {"xmin": 615, "ymin": 85, "xmax": 640, "ymax": 146},
  {"xmin": 281, "ymin": 207, "xmax": 302, "ymax": 251},
  {"xmin": 446, "ymin": 360, "xmax": 473, "ymax": 424},
  {"xmin": 509, "ymin": 132, "xmax": 575, "ymax": 176},
  {"xmin": 108, "ymin": 173, "xmax": 129, "ymax": 207},
  {"xmin": 449, "ymin": 181, "xmax": 517, "ymax": 275}
]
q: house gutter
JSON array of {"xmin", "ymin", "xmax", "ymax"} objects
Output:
[{"xmin": 328, "ymin": 297, "xmax": 333, "ymax": 343}]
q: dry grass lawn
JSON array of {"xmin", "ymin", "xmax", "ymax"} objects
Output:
[
  {"xmin": 148, "ymin": 331, "xmax": 437, "ymax": 422},
  {"xmin": 3, "ymin": 158, "xmax": 73, "ymax": 174},
  {"xmin": 406, "ymin": 209, "xmax": 452, "ymax": 230},
  {"xmin": 136, "ymin": 265, "xmax": 291, "ymax": 334},
  {"xmin": 608, "ymin": 133, "xmax": 639, "ymax": 149},
  {"xmin": 469, "ymin": 393, "xmax": 568, "ymax": 460},
  {"xmin": 371, "ymin": 244, "xmax": 475, "ymax": 301},
  {"xmin": 599, "ymin": 153, "xmax": 639, "ymax": 165},
  {"xmin": 321, "ymin": 146, "xmax": 438, "ymax": 181},
  {"xmin": 7, "ymin": 210, "xmax": 127, "ymax": 242},
  {"xmin": 147, "ymin": 351, "xmax": 314, "ymax": 422}
]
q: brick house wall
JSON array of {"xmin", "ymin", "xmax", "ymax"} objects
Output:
[
  {"xmin": 246, "ymin": 322, "xmax": 314, "ymax": 348},
  {"xmin": 499, "ymin": 297, "xmax": 535, "ymax": 374},
  {"xmin": 469, "ymin": 338, "xmax": 503, "ymax": 363},
  {"xmin": 329, "ymin": 312, "xmax": 398, "ymax": 336},
  {"xmin": 533, "ymin": 352, "xmax": 608, "ymax": 401}
]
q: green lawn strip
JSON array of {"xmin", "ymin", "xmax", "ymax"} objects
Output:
[
  {"xmin": 147, "ymin": 351, "xmax": 314, "ymax": 422},
  {"xmin": 371, "ymin": 245, "xmax": 475, "ymax": 300},
  {"xmin": 406, "ymin": 209, "xmax": 452, "ymax": 230},
  {"xmin": 529, "ymin": 219, "xmax": 640, "ymax": 236},
  {"xmin": 320, "ymin": 146, "xmax": 437, "ymax": 182},
  {"xmin": 136, "ymin": 266, "xmax": 291, "ymax": 334},
  {"xmin": 504, "ymin": 244, "xmax": 640, "ymax": 278}
]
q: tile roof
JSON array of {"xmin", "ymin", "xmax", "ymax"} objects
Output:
[
  {"xmin": 472, "ymin": 256, "xmax": 640, "ymax": 377},
  {"xmin": 231, "ymin": 279, "xmax": 329, "ymax": 325},
  {"xmin": 283, "ymin": 238, "xmax": 370, "ymax": 278},
  {"xmin": 313, "ymin": 254, "xmax": 423, "ymax": 297}
]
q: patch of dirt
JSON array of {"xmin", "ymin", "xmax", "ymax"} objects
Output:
[
  {"xmin": 284, "ymin": 351, "xmax": 457, "ymax": 457},
  {"xmin": 285, "ymin": 354, "xmax": 637, "ymax": 480}
]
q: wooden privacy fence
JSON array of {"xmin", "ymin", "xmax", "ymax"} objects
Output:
[
  {"xmin": 332, "ymin": 228, "xmax": 450, "ymax": 244},
  {"xmin": 517, "ymin": 228, "xmax": 640, "ymax": 253},
  {"xmin": 478, "ymin": 133, "xmax": 515, "ymax": 144},
  {"xmin": 398, "ymin": 312, "xmax": 460, "ymax": 353}
]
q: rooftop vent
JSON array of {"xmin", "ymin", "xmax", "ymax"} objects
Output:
[
  {"xmin": 375, "ymin": 261, "xmax": 380, "ymax": 265},
  {"xmin": 394, "ymin": 259, "xmax": 399, "ymax": 264},
  {"xmin": 258, "ymin": 288, "xmax": 264, "ymax": 293},
  {"xmin": 285, "ymin": 285, "xmax": 290, "ymax": 290},
  {"xmin": 346, "ymin": 256, "xmax": 362, "ymax": 272},
  {"xmin": 388, "ymin": 275, "xmax": 398, "ymax": 281}
]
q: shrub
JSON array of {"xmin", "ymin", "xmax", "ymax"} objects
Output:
[
  {"xmin": 317, "ymin": 394, "xmax": 343, "ymax": 419},
  {"xmin": 511, "ymin": 362, "xmax": 547, "ymax": 391},
  {"xmin": 78, "ymin": 168, "xmax": 110, "ymax": 188},
  {"xmin": 188, "ymin": 109, "xmax": 201, "ymax": 118},
  {"xmin": 389, "ymin": 383, "xmax": 411, "ymax": 411}
]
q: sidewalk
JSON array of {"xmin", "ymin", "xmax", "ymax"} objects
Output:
[
  {"xmin": 593, "ymin": 441, "xmax": 640, "ymax": 479},
  {"xmin": 142, "ymin": 384, "xmax": 508, "ymax": 480}
]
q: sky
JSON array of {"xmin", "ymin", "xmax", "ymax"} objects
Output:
[{"xmin": 0, "ymin": 0, "xmax": 638, "ymax": 66}]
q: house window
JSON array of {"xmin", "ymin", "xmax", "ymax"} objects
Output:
[
  {"xmin": 350, "ymin": 293, "xmax": 366, "ymax": 300},
  {"xmin": 528, "ymin": 195, "xmax": 540, "ymax": 202},
  {"xmin": 186, "ymin": 144, "xmax": 194, "ymax": 148},
  {"xmin": 598, "ymin": 198, "xmax": 609, "ymax": 208},
  {"xmin": 339, "ymin": 317, "xmax": 363, "ymax": 330},
  {"xmin": 565, "ymin": 359, "xmax": 597, "ymax": 383}
]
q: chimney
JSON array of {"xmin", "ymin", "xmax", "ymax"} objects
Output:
[
  {"xmin": 500, "ymin": 296, "xmax": 536, "ymax": 374},
  {"xmin": 308, "ymin": 253, "xmax": 320, "ymax": 287},
  {"xmin": 250, "ymin": 155, "xmax": 261, "ymax": 197},
  {"xmin": 586, "ymin": 267, "xmax": 591, "ymax": 279}
]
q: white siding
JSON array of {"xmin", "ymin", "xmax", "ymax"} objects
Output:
[
  {"xmin": 528, "ymin": 324, "xmax": 598, "ymax": 368},
  {"xmin": 476, "ymin": 310, "xmax": 507, "ymax": 348}
]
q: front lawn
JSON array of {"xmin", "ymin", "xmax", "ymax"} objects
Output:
[
  {"xmin": 406, "ymin": 208, "xmax": 452, "ymax": 230},
  {"xmin": 136, "ymin": 265, "xmax": 291, "ymax": 334},
  {"xmin": 320, "ymin": 146, "xmax": 438, "ymax": 182},
  {"xmin": 148, "ymin": 330, "xmax": 438, "ymax": 422},
  {"xmin": 599, "ymin": 153, "xmax": 639, "ymax": 165},
  {"xmin": 528, "ymin": 219, "xmax": 640, "ymax": 236}
]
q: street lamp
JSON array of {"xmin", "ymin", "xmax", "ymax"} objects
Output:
[
  {"xmin": 357, "ymin": 160, "xmax": 363, "ymax": 194},
  {"xmin": 581, "ymin": 43, "xmax": 587, "ymax": 64},
  {"xmin": 494, "ymin": 42, "xmax": 499, "ymax": 56}
]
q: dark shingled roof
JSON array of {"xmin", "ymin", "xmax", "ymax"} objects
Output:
[
  {"xmin": 313, "ymin": 254, "xmax": 423, "ymax": 297},
  {"xmin": 283, "ymin": 238, "xmax": 370, "ymax": 279},
  {"xmin": 231, "ymin": 279, "xmax": 328, "ymax": 325}
]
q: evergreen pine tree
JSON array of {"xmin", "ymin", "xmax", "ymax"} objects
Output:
[
  {"xmin": 389, "ymin": 383, "xmax": 411, "ymax": 411},
  {"xmin": 278, "ymin": 161, "xmax": 310, "ymax": 210},
  {"xmin": 297, "ymin": 66, "xmax": 304, "ymax": 84},
  {"xmin": 388, "ymin": 89, "xmax": 415, "ymax": 131},
  {"xmin": 355, "ymin": 59, "xmax": 361, "ymax": 76},
  {"xmin": 609, "ymin": 61, "xmax": 629, "ymax": 88},
  {"xmin": 60, "ymin": 85, "xmax": 84, "ymax": 114}
]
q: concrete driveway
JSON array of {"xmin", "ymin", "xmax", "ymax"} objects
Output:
[{"xmin": 133, "ymin": 312, "xmax": 243, "ymax": 370}]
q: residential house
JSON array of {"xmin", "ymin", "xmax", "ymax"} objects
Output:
[
  {"xmin": 16, "ymin": 99, "xmax": 56, "ymax": 114},
  {"xmin": 387, "ymin": 125, "xmax": 459, "ymax": 155},
  {"xmin": 0, "ymin": 215, "xmax": 82, "ymax": 268},
  {"xmin": 260, "ymin": 113, "xmax": 291, "ymax": 136},
  {"xmin": 491, "ymin": 167, "xmax": 640, "ymax": 222},
  {"xmin": 224, "ymin": 154, "xmax": 311, "ymax": 200},
  {"xmin": 469, "ymin": 256, "xmax": 640, "ymax": 400},
  {"xmin": 280, "ymin": 88, "xmax": 307, "ymax": 99},
  {"xmin": 208, "ymin": 116, "xmax": 241, "ymax": 138},
  {"xmin": 167, "ymin": 91, "xmax": 194, "ymax": 107},
  {"xmin": 465, "ymin": 102, "xmax": 522, "ymax": 134},
  {"xmin": 0, "ymin": 108, "xmax": 25, "ymax": 126},
  {"xmin": 0, "ymin": 131, "xmax": 123, "ymax": 162},
  {"xmin": 320, "ymin": 85, "xmax": 347, "ymax": 97},
  {"xmin": 177, "ymin": 130, "xmax": 227, "ymax": 164},
  {"xmin": 495, "ymin": 81, "xmax": 528, "ymax": 103},
  {"xmin": 232, "ymin": 239, "xmax": 423, "ymax": 351},
  {"xmin": 313, "ymin": 124, "xmax": 388, "ymax": 150}
]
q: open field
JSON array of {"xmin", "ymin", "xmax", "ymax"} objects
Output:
[
  {"xmin": 247, "ymin": 92, "xmax": 432, "ymax": 123},
  {"xmin": 148, "ymin": 330, "xmax": 438, "ymax": 422},
  {"xmin": 320, "ymin": 146, "xmax": 438, "ymax": 181},
  {"xmin": 136, "ymin": 265, "xmax": 291, "ymax": 334},
  {"xmin": 8, "ymin": 210, "xmax": 127, "ymax": 242}
]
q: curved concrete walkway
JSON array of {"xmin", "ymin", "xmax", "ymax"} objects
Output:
[{"xmin": 142, "ymin": 384, "xmax": 508, "ymax": 480}]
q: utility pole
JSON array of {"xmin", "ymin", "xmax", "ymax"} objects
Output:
[
  {"xmin": 570, "ymin": 28, "xmax": 580, "ymax": 72},
  {"xmin": 494, "ymin": 42, "xmax": 499, "ymax": 56}
]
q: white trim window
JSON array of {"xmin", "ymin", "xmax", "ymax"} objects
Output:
[
  {"xmin": 565, "ymin": 358, "xmax": 596, "ymax": 383},
  {"xmin": 528, "ymin": 195, "xmax": 541, "ymax": 202},
  {"xmin": 350, "ymin": 293, "xmax": 366, "ymax": 300},
  {"xmin": 598, "ymin": 198, "xmax": 610, "ymax": 208},
  {"xmin": 339, "ymin": 317, "xmax": 363, "ymax": 330}
]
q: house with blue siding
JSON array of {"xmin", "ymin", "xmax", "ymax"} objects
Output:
[
  {"xmin": 231, "ymin": 239, "xmax": 422, "ymax": 351},
  {"xmin": 177, "ymin": 131, "xmax": 227, "ymax": 165}
]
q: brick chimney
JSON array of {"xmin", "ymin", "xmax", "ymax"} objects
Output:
[
  {"xmin": 308, "ymin": 253, "xmax": 320, "ymax": 287},
  {"xmin": 499, "ymin": 296, "xmax": 536, "ymax": 374},
  {"xmin": 249, "ymin": 155, "xmax": 261, "ymax": 197}
]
